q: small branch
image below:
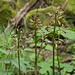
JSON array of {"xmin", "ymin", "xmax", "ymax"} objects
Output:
[
  {"xmin": 37, "ymin": 38, "xmax": 44, "ymax": 59},
  {"xmin": 62, "ymin": 0, "xmax": 68, "ymax": 9},
  {"xmin": 23, "ymin": 17, "xmax": 27, "ymax": 34},
  {"xmin": 10, "ymin": 0, "xmax": 39, "ymax": 27},
  {"xmin": 23, "ymin": 17, "xmax": 27, "ymax": 48},
  {"xmin": 50, "ymin": 0, "xmax": 54, "ymax": 12}
]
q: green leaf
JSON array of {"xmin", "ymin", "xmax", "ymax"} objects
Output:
[
  {"xmin": 58, "ymin": 29, "xmax": 75, "ymax": 40},
  {"xmin": 26, "ymin": 69, "xmax": 34, "ymax": 72},
  {"xmin": 39, "ymin": 66, "xmax": 50, "ymax": 74},
  {"xmin": 0, "ymin": 48, "xmax": 9, "ymax": 55},
  {"xmin": 28, "ymin": 38, "xmax": 34, "ymax": 43},
  {"xmin": 29, "ymin": 53, "xmax": 35, "ymax": 61},
  {"xmin": 45, "ymin": 44, "xmax": 56, "ymax": 51},
  {"xmin": 0, "ymin": 71, "xmax": 13, "ymax": 75},
  {"xmin": 60, "ymin": 63, "xmax": 74, "ymax": 72},
  {"xmin": 41, "ymin": 26, "xmax": 50, "ymax": 34},
  {"xmin": 38, "ymin": 61, "xmax": 50, "ymax": 67},
  {"xmin": 68, "ymin": 28, "xmax": 75, "ymax": 32},
  {"xmin": 20, "ymin": 58, "xmax": 33, "ymax": 69},
  {"xmin": 11, "ymin": 58, "xmax": 26, "ymax": 73},
  {"xmin": 0, "ymin": 58, "xmax": 10, "ymax": 64},
  {"xmin": 29, "ymin": 43, "xmax": 41, "ymax": 47},
  {"xmin": 33, "ymin": 35, "xmax": 41, "ymax": 43},
  {"xmin": 65, "ymin": 66, "xmax": 74, "ymax": 72},
  {"xmin": 71, "ymin": 57, "xmax": 75, "ymax": 61},
  {"xmin": 38, "ymin": 61, "xmax": 51, "ymax": 74},
  {"xmin": 24, "ymin": 48, "xmax": 33, "ymax": 51}
]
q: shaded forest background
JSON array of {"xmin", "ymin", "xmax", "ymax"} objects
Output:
[{"xmin": 0, "ymin": 0, "xmax": 75, "ymax": 28}]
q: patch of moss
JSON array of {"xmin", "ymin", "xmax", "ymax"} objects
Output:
[
  {"xmin": 0, "ymin": 9, "xmax": 12, "ymax": 26},
  {"xmin": 25, "ymin": 6, "xmax": 56, "ymax": 28},
  {"xmin": 66, "ymin": 0, "xmax": 75, "ymax": 15},
  {"xmin": 16, "ymin": 0, "xmax": 27, "ymax": 9},
  {"xmin": 0, "ymin": 1, "xmax": 17, "ymax": 27},
  {"xmin": 54, "ymin": 0, "xmax": 75, "ymax": 15}
]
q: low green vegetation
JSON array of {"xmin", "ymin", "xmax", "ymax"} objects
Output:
[{"xmin": 0, "ymin": 0, "xmax": 75, "ymax": 75}]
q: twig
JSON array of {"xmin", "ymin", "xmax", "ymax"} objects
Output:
[
  {"xmin": 57, "ymin": 34, "xmax": 61, "ymax": 75},
  {"xmin": 37, "ymin": 38, "xmax": 44, "ymax": 59},
  {"xmin": 23, "ymin": 17, "xmax": 27, "ymax": 48},
  {"xmin": 50, "ymin": 0, "xmax": 54, "ymax": 12},
  {"xmin": 62, "ymin": 0, "xmax": 68, "ymax": 9}
]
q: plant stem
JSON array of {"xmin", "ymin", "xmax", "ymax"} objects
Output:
[
  {"xmin": 34, "ymin": 8, "xmax": 38, "ymax": 75},
  {"xmin": 37, "ymin": 37, "xmax": 44, "ymax": 59},
  {"xmin": 35, "ymin": 22, "xmax": 37, "ymax": 75},
  {"xmin": 52, "ymin": 13, "xmax": 56, "ymax": 75},
  {"xmin": 57, "ymin": 34, "xmax": 61, "ymax": 75},
  {"xmin": 18, "ymin": 50, "xmax": 20, "ymax": 75},
  {"xmin": 17, "ymin": 30, "xmax": 20, "ymax": 75}
]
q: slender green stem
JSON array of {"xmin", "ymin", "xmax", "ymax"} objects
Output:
[
  {"xmin": 52, "ymin": 13, "xmax": 56, "ymax": 75},
  {"xmin": 57, "ymin": 34, "xmax": 61, "ymax": 75},
  {"xmin": 35, "ymin": 25, "xmax": 37, "ymax": 75},
  {"xmin": 18, "ymin": 50, "xmax": 20, "ymax": 75},
  {"xmin": 17, "ymin": 30, "xmax": 20, "ymax": 75},
  {"xmin": 34, "ymin": 8, "xmax": 38, "ymax": 75}
]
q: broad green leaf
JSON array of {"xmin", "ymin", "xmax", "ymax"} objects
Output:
[
  {"xmin": 0, "ymin": 58, "xmax": 10, "ymax": 64},
  {"xmin": 45, "ymin": 44, "xmax": 56, "ymax": 51},
  {"xmin": 20, "ymin": 58, "xmax": 33, "ymax": 69},
  {"xmin": 0, "ymin": 71, "xmax": 13, "ymax": 75},
  {"xmin": 38, "ymin": 61, "xmax": 51, "ymax": 74},
  {"xmin": 68, "ymin": 28, "xmax": 75, "ymax": 32},
  {"xmin": 29, "ymin": 42, "xmax": 45, "ymax": 47},
  {"xmin": 29, "ymin": 53, "xmax": 35, "ymax": 61},
  {"xmin": 24, "ymin": 48, "xmax": 33, "ymax": 51},
  {"xmin": 21, "ymin": 51, "xmax": 29, "ymax": 58},
  {"xmin": 65, "ymin": 66, "xmax": 74, "ymax": 72},
  {"xmin": 29, "ymin": 43, "xmax": 41, "ymax": 47},
  {"xmin": 26, "ymin": 69, "xmax": 34, "ymax": 72},
  {"xmin": 39, "ymin": 66, "xmax": 50, "ymax": 74},
  {"xmin": 38, "ymin": 61, "xmax": 50, "ymax": 67},
  {"xmin": 33, "ymin": 35, "xmax": 41, "ymax": 43},
  {"xmin": 45, "ymin": 44, "xmax": 53, "ymax": 51},
  {"xmin": 0, "ymin": 48, "xmax": 9, "ymax": 55},
  {"xmin": 71, "ymin": 57, "xmax": 75, "ymax": 61},
  {"xmin": 58, "ymin": 30, "xmax": 75, "ymax": 40},
  {"xmin": 60, "ymin": 63, "xmax": 74, "ymax": 72},
  {"xmin": 28, "ymin": 38, "xmax": 33, "ymax": 43},
  {"xmin": 11, "ymin": 58, "xmax": 26, "ymax": 73},
  {"xmin": 44, "ymin": 68, "xmax": 53, "ymax": 75},
  {"xmin": 41, "ymin": 26, "xmax": 50, "ymax": 34}
]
